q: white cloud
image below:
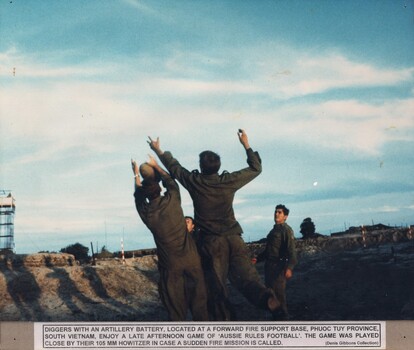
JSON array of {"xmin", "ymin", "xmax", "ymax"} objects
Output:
[
  {"xmin": 59, "ymin": 159, "xmax": 127, "ymax": 178},
  {"xmin": 122, "ymin": 0, "xmax": 157, "ymax": 14},
  {"xmin": 164, "ymin": 50, "xmax": 227, "ymax": 76},
  {"xmin": 13, "ymin": 191, "xmax": 138, "ymax": 242},
  {"xmin": 9, "ymin": 142, "xmax": 70, "ymax": 166},
  {"xmin": 255, "ymin": 49, "xmax": 414, "ymax": 99},
  {"xmin": 0, "ymin": 81, "xmax": 152, "ymax": 145},
  {"xmin": 140, "ymin": 44, "xmax": 409, "ymax": 100},
  {"xmin": 285, "ymin": 54, "xmax": 413, "ymax": 96},
  {"xmin": 233, "ymin": 198, "xmax": 247, "ymax": 205},
  {"xmin": 239, "ymin": 215, "xmax": 267, "ymax": 223},
  {"xmin": 256, "ymin": 97, "xmax": 414, "ymax": 155},
  {"xmin": 121, "ymin": 0, "xmax": 172, "ymax": 22},
  {"xmin": 142, "ymin": 77, "xmax": 259, "ymax": 96},
  {"xmin": 0, "ymin": 49, "xmax": 114, "ymax": 79},
  {"xmin": 120, "ymin": 49, "xmax": 414, "ymax": 99},
  {"xmin": 368, "ymin": 205, "xmax": 400, "ymax": 213},
  {"xmin": 16, "ymin": 216, "xmax": 98, "ymax": 234},
  {"xmin": 2, "ymin": 62, "xmax": 412, "ymax": 166}
]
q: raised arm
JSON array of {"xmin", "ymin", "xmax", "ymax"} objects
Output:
[
  {"xmin": 147, "ymin": 154, "xmax": 181, "ymax": 197},
  {"xmin": 146, "ymin": 154, "xmax": 168, "ymax": 177},
  {"xmin": 131, "ymin": 159, "xmax": 142, "ymax": 189},
  {"xmin": 221, "ymin": 129, "xmax": 261, "ymax": 189},
  {"xmin": 237, "ymin": 128, "xmax": 251, "ymax": 150},
  {"xmin": 147, "ymin": 136, "xmax": 193, "ymax": 188}
]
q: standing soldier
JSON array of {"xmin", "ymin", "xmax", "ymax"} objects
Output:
[
  {"xmin": 148, "ymin": 129, "xmax": 279, "ymax": 320},
  {"xmin": 131, "ymin": 156, "xmax": 208, "ymax": 321},
  {"xmin": 257, "ymin": 204, "xmax": 297, "ymax": 320}
]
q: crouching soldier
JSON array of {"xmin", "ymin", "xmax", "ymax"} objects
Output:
[{"xmin": 131, "ymin": 156, "xmax": 209, "ymax": 321}]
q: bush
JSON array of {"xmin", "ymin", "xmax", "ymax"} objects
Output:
[
  {"xmin": 300, "ymin": 217, "xmax": 316, "ymax": 239},
  {"xmin": 60, "ymin": 243, "xmax": 89, "ymax": 262}
]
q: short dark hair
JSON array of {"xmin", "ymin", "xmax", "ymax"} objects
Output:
[
  {"xmin": 184, "ymin": 216, "xmax": 194, "ymax": 221},
  {"xmin": 199, "ymin": 150, "xmax": 221, "ymax": 175},
  {"xmin": 275, "ymin": 204, "xmax": 289, "ymax": 216},
  {"xmin": 142, "ymin": 180, "xmax": 161, "ymax": 200}
]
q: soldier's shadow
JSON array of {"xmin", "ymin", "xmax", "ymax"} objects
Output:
[
  {"xmin": 4, "ymin": 258, "xmax": 45, "ymax": 321},
  {"xmin": 45, "ymin": 257, "xmax": 131, "ymax": 321}
]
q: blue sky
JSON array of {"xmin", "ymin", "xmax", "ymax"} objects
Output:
[{"xmin": 1, "ymin": 0, "xmax": 413, "ymax": 254}]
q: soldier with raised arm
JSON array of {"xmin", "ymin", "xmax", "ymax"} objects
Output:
[
  {"xmin": 132, "ymin": 156, "xmax": 208, "ymax": 321},
  {"xmin": 148, "ymin": 129, "xmax": 279, "ymax": 320}
]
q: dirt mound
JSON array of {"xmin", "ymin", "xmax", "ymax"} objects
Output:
[
  {"xmin": 0, "ymin": 255, "xmax": 167, "ymax": 322},
  {"xmin": 0, "ymin": 231, "xmax": 413, "ymax": 322}
]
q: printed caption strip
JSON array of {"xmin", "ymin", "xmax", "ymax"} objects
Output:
[{"xmin": 35, "ymin": 321, "xmax": 385, "ymax": 350}]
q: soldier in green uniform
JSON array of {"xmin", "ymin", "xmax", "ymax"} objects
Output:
[
  {"xmin": 148, "ymin": 129, "xmax": 279, "ymax": 320},
  {"xmin": 131, "ymin": 156, "xmax": 208, "ymax": 321},
  {"xmin": 257, "ymin": 204, "xmax": 297, "ymax": 320}
]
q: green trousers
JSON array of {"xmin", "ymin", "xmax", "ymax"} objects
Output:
[
  {"xmin": 199, "ymin": 233, "xmax": 271, "ymax": 320},
  {"xmin": 158, "ymin": 262, "xmax": 209, "ymax": 321},
  {"xmin": 264, "ymin": 260, "xmax": 289, "ymax": 320}
]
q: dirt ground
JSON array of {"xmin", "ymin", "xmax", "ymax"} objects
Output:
[
  {"xmin": 0, "ymin": 233, "xmax": 413, "ymax": 322},
  {"xmin": 234, "ymin": 240, "xmax": 414, "ymax": 321}
]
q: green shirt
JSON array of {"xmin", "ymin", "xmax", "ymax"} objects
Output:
[
  {"xmin": 159, "ymin": 148, "xmax": 262, "ymax": 236},
  {"xmin": 134, "ymin": 173, "xmax": 198, "ymax": 268},
  {"xmin": 265, "ymin": 223, "xmax": 298, "ymax": 270}
]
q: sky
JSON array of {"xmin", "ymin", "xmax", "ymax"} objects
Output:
[{"xmin": 0, "ymin": 0, "xmax": 413, "ymax": 254}]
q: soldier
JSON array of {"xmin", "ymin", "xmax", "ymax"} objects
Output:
[
  {"xmin": 131, "ymin": 156, "xmax": 208, "ymax": 321},
  {"xmin": 257, "ymin": 204, "xmax": 297, "ymax": 320},
  {"xmin": 185, "ymin": 216, "xmax": 195, "ymax": 234},
  {"xmin": 148, "ymin": 129, "xmax": 279, "ymax": 320}
]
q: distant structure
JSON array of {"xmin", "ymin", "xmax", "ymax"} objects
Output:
[
  {"xmin": 331, "ymin": 223, "xmax": 392, "ymax": 237},
  {"xmin": 0, "ymin": 190, "xmax": 15, "ymax": 252}
]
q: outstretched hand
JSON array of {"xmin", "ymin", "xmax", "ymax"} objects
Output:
[
  {"xmin": 147, "ymin": 136, "xmax": 163, "ymax": 155},
  {"xmin": 237, "ymin": 128, "xmax": 250, "ymax": 149}
]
